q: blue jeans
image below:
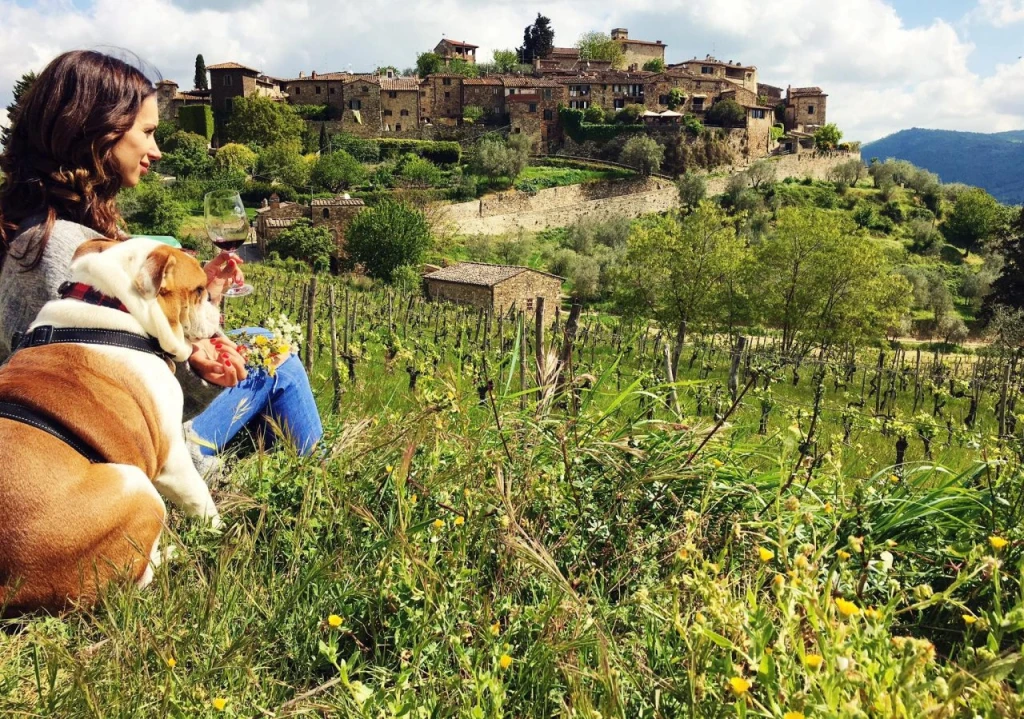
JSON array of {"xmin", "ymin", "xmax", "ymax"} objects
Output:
[{"xmin": 190, "ymin": 328, "xmax": 324, "ymax": 456}]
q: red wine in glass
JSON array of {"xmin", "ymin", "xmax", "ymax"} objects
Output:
[{"xmin": 204, "ymin": 190, "xmax": 253, "ymax": 298}]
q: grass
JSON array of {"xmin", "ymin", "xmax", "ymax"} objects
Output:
[{"xmin": 4, "ymin": 272, "xmax": 1024, "ymax": 717}]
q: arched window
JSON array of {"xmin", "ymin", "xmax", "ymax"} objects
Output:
[{"xmin": 322, "ymin": 208, "xmax": 330, "ymax": 219}]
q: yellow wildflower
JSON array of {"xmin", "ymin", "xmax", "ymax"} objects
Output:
[
  {"xmin": 432, "ymin": 518, "xmax": 444, "ymax": 530},
  {"xmin": 773, "ymin": 574, "xmax": 784, "ymax": 588},
  {"xmin": 989, "ymin": 536, "xmax": 1009, "ymax": 551},
  {"xmin": 212, "ymin": 698, "xmax": 228, "ymax": 711},
  {"xmin": 758, "ymin": 547, "xmax": 775, "ymax": 563},
  {"xmin": 803, "ymin": 654, "xmax": 823, "ymax": 669},
  {"xmin": 386, "ymin": 465, "xmax": 394, "ymax": 474},
  {"xmin": 836, "ymin": 598, "xmax": 860, "ymax": 618},
  {"xmin": 712, "ymin": 459, "xmax": 724, "ymax": 469},
  {"xmin": 328, "ymin": 614, "xmax": 343, "ymax": 628},
  {"xmin": 784, "ymin": 713, "xmax": 805, "ymax": 719},
  {"xmin": 863, "ymin": 607, "xmax": 882, "ymax": 621},
  {"xmin": 499, "ymin": 654, "xmax": 513, "ymax": 670},
  {"xmin": 824, "ymin": 502, "xmax": 834, "ymax": 514},
  {"xmin": 837, "ymin": 550, "xmax": 851, "ymax": 561},
  {"xmin": 889, "ymin": 474, "xmax": 900, "ymax": 483},
  {"xmin": 166, "ymin": 657, "xmax": 177, "ymax": 668},
  {"xmin": 410, "ymin": 494, "xmax": 418, "ymax": 505},
  {"xmin": 454, "ymin": 516, "xmax": 465, "ymax": 526},
  {"xmin": 963, "ymin": 614, "xmax": 978, "ymax": 625},
  {"xmin": 490, "ymin": 622, "xmax": 501, "ymax": 636},
  {"xmin": 727, "ymin": 676, "xmax": 750, "ymax": 695}
]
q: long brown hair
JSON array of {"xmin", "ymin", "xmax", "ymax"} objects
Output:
[{"xmin": 0, "ymin": 50, "xmax": 157, "ymax": 271}]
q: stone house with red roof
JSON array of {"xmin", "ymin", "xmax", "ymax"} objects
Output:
[
  {"xmin": 434, "ymin": 38, "xmax": 478, "ymax": 65},
  {"xmin": 423, "ymin": 262, "xmax": 563, "ymax": 324},
  {"xmin": 784, "ymin": 86, "xmax": 828, "ymax": 133},
  {"xmin": 611, "ymin": 29, "xmax": 667, "ymax": 72}
]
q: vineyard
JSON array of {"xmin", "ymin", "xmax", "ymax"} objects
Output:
[{"xmin": 3, "ymin": 264, "xmax": 1024, "ymax": 717}]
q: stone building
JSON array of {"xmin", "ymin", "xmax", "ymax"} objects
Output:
[
  {"xmin": 423, "ymin": 262, "xmax": 563, "ymax": 324},
  {"xmin": 536, "ymin": 47, "xmax": 582, "ymax": 71},
  {"xmin": 280, "ymin": 71, "xmax": 352, "ymax": 113},
  {"xmin": 611, "ymin": 28, "xmax": 666, "ymax": 71},
  {"xmin": 254, "ymin": 194, "xmax": 366, "ymax": 260},
  {"xmin": 506, "ymin": 79, "xmax": 565, "ymax": 151},
  {"xmin": 552, "ymin": 70, "xmax": 652, "ymax": 113},
  {"xmin": 380, "ymin": 76, "xmax": 420, "ymax": 132},
  {"xmin": 310, "ymin": 197, "xmax": 366, "ymax": 258},
  {"xmin": 207, "ymin": 62, "xmax": 283, "ymax": 116},
  {"xmin": 674, "ymin": 56, "xmax": 759, "ymax": 94},
  {"xmin": 784, "ymin": 86, "xmax": 827, "ymax": 133},
  {"xmin": 462, "ymin": 77, "xmax": 505, "ymax": 119},
  {"xmin": 340, "ymin": 76, "xmax": 383, "ymax": 135},
  {"xmin": 155, "ymin": 80, "xmax": 209, "ymax": 123},
  {"xmin": 644, "ymin": 68, "xmax": 734, "ymax": 116},
  {"xmin": 420, "ymin": 74, "xmax": 465, "ymax": 125},
  {"xmin": 435, "ymin": 38, "xmax": 478, "ymax": 65}
]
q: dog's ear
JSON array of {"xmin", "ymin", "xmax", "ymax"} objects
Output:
[
  {"xmin": 72, "ymin": 239, "xmax": 120, "ymax": 260},
  {"xmin": 134, "ymin": 247, "xmax": 178, "ymax": 298}
]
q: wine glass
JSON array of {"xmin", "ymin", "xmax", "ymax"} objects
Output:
[{"xmin": 204, "ymin": 189, "xmax": 253, "ymax": 298}]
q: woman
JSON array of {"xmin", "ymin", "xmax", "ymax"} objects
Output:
[{"xmin": 0, "ymin": 50, "xmax": 323, "ymax": 462}]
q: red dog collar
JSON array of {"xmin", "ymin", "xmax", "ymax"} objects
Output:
[{"xmin": 58, "ymin": 282, "xmax": 129, "ymax": 313}]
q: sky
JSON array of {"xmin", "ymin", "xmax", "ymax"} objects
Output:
[{"xmin": 1, "ymin": 0, "xmax": 1023, "ymax": 143}]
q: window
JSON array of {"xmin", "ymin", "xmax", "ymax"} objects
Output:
[
  {"xmin": 294, "ymin": 86, "xmax": 300, "ymax": 95},
  {"xmin": 807, "ymin": 105, "xmax": 815, "ymax": 114},
  {"xmin": 348, "ymin": 99, "xmax": 361, "ymax": 110},
  {"xmin": 322, "ymin": 208, "xmax": 330, "ymax": 219},
  {"xmin": 701, "ymin": 66, "xmax": 714, "ymax": 74},
  {"xmin": 383, "ymin": 109, "xmax": 393, "ymax": 116},
  {"xmin": 493, "ymin": 87, "xmax": 500, "ymax": 95},
  {"xmin": 614, "ymin": 99, "xmax": 625, "ymax": 109},
  {"xmin": 513, "ymin": 127, "xmax": 521, "ymax": 133},
  {"xmin": 543, "ymin": 88, "xmax": 552, "ymax": 100},
  {"xmin": 543, "ymin": 109, "xmax": 553, "ymax": 120},
  {"xmin": 388, "ymin": 91, "xmax": 397, "ymax": 99},
  {"xmin": 444, "ymin": 91, "xmax": 450, "ymax": 98},
  {"xmin": 692, "ymin": 98, "xmax": 704, "ymax": 111},
  {"xmin": 442, "ymin": 78, "xmax": 451, "ymax": 86},
  {"xmin": 361, "ymin": 86, "xmax": 368, "ymax": 92},
  {"xmin": 395, "ymin": 123, "xmax": 402, "ymax": 131},
  {"xmin": 659, "ymin": 94, "xmax": 669, "ymax": 105},
  {"xmin": 223, "ymin": 74, "xmax": 232, "ymax": 86},
  {"xmin": 526, "ymin": 297, "xmax": 534, "ymax": 312},
  {"xmin": 529, "ymin": 103, "xmax": 537, "ymax": 113},
  {"xmin": 225, "ymin": 98, "xmax": 233, "ymax": 113},
  {"xmin": 400, "ymin": 109, "xmax": 409, "ymax": 116},
  {"xmin": 330, "ymin": 87, "xmax": 336, "ymax": 94},
  {"xmin": 315, "ymin": 85, "xmax": 321, "ymax": 94},
  {"xmin": 750, "ymin": 109, "xmax": 766, "ymax": 119},
  {"xmin": 420, "ymin": 90, "xmax": 426, "ymax": 97}
]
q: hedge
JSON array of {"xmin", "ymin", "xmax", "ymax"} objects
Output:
[
  {"xmin": 375, "ymin": 139, "xmax": 461, "ymax": 165},
  {"xmin": 240, "ymin": 182, "xmax": 298, "ymax": 205},
  {"xmin": 559, "ymin": 107, "xmax": 643, "ymax": 143},
  {"xmin": 178, "ymin": 105, "xmax": 214, "ymax": 142}
]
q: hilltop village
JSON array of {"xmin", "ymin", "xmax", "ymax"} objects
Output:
[{"xmin": 157, "ymin": 28, "xmax": 829, "ymax": 160}]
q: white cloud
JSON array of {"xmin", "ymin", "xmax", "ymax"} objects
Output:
[
  {"xmin": 0, "ymin": 107, "xmax": 8, "ymax": 131},
  {"xmin": 0, "ymin": 0, "xmax": 1022, "ymax": 143},
  {"xmin": 976, "ymin": 0, "xmax": 1024, "ymax": 26}
]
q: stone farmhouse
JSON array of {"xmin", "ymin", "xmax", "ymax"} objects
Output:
[
  {"xmin": 156, "ymin": 27, "xmax": 829, "ymax": 159},
  {"xmin": 423, "ymin": 262, "xmax": 563, "ymax": 324},
  {"xmin": 254, "ymin": 193, "xmax": 366, "ymax": 261}
]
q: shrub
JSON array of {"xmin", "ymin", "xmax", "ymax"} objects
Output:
[
  {"xmin": 705, "ymin": 99, "xmax": 746, "ymax": 127},
  {"xmin": 472, "ymin": 134, "xmax": 530, "ymax": 187},
  {"xmin": 619, "ymin": 135, "xmax": 664, "ymax": 176},
  {"xmin": 881, "ymin": 200, "xmax": 904, "ymax": 223},
  {"xmin": 677, "ymin": 172, "xmax": 706, "ymax": 213},
  {"xmin": 391, "ymin": 264, "xmax": 423, "ymax": 292},
  {"xmin": 311, "ymin": 150, "xmax": 366, "ymax": 192},
  {"xmin": 376, "ymin": 139, "xmax": 461, "ymax": 165},
  {"xmin": 177, "ymin": 105, "xmax": 214, "ymax": 142},
  {"xmin": 583, "ymin": 106, "xmax": 606, "ymax": 124},
  {"xmin": 614, "ymin": 104, "xmax": 646, "ymax": 125},
  {"xmin": 667, "ymin": 88, "xmax": 687, "ymax": 111},
  {"xmin": 159, "ymin": 131, "xmax": 210, "ymax": 177},
  {"xmin": 272, "ymin": 219, "xmax": 335, "ymax": 272},
  {"xmin": 642, "ymin": 58, "xmax": 665, "ymax": 73},
  {"xmin": 292, "ymin": 104, "xmax": 330, "ymax": 121},
  {"xmin": 397, "ymin": 155, "xmax": 443, "ymax": 189},
  {"xmin": 333, "ymin": 134, "xmax": 381, "ymax": 163},
  {"xmin": 463, "ymin": 105, "xmax": 484, "ymax": 124},
  {"xmin": 214, "ymin": 143, "xmax": 257, "ymax": 175},
  {"xmin": 240, "ymin": 182, "xmax": 298, "ymax": 205},
  {"xmin": 121, "ymin": 179, "xmax": 188, "ymax": 237},
  {"xmin": 346, "ymin": 199, "xmax": 432, "ymax": 281}
]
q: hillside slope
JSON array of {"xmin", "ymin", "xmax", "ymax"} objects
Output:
[{"xmin": 863, "ymin": 128, "xmax": 1024, "ymax": 204}]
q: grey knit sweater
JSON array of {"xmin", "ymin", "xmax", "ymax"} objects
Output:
[{"xmin": 0, "ymin": 219, "xmax": 220, "ymax": 418}]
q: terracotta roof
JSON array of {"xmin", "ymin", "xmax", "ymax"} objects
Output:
[
  {"xmin": 310, "ymin": 197, "xmax": 366, "ymax": 207},
  {"xmin": 343, "ymin": 74, "xmax": 381, "ymax": 86},
  {"xmin": 156, "ymin": 79, "xmax": 178, "ymax": 86},
  {"xmin": 174, "ymin": 92, "xmax": 209, "ymax": 102},
  {"xmin": 548, "ymin": 47, "xmax": 581, "ymax": 58},
  {"xmin": 440, "ymin": 39, "xmax": 479, "ymax": 49},
  {"xmin": 281, "ymin": 72, "xmax": 351, "ymax": 82},
  {"xmin": 501, "ymin": 76, "xmax": 562, "ymax": 88},
  {"xmin": 790, "ymin": 86, "xmax": 825, "ymax": 96},
  {"xmin": 425, "ymin": 73, "xmax": 467, "ymax": 79},
  {"xmin": 380, "ymin": 77, "xmax": 420, "ymax": 91},
  {"xmin": 681, "ymin": 57, "xmax": 756, "ymax": 70},
  {"xmin": 462, "ymin": 77, "xmax": 503, "ymax": 85},
  {"xmin": 264, "ymin": 218, "xmax": 301, "ymax": 228},
  {"xmin": 615, "ymin": 37, "xmax": 665, "ymax": 47},
  {"xmin": 425, "ymin": 262, "xmax": 563, "ymax": 287},
  {"xmin": 255, "ymin": 201, "xmax": 299, "ymax": 214},
  {"xmin": 207, "ymin": 62, "xmax": 260, "ymax": 73}
]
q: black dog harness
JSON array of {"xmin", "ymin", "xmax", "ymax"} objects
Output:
[{"xmin": 0, "ymin": 284, "xmax": 175, "ymax": 463}]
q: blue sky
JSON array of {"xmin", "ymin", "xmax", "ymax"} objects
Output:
[{"xmin": 2, "ymin": 0, "xmax": 1024, "ymax": 142}]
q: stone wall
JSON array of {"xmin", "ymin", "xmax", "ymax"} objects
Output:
[
  {"xmin": 441, "ymin": 152, "xmax": 862, "ymax": 236},
  {"xmin": 381, "ymin": 90, "xmax": 418, "ymax": 132},
  {"xmin": 493, "ymin": 273, "xmax": 563, "ymax": 324}
]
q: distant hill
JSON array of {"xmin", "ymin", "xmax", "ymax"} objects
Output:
[{"xmin": 862, "ymin": 128, "xmax": 1024, "ymax": 205}]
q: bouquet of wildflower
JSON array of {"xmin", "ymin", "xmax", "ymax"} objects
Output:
[{"xmin": 235, "ymin": 314, "xmax": 303, "ymax": 376}]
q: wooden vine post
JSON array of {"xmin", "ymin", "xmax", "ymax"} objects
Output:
[
  {"xmin": 303, "ymin": 274, "xmax": 317, "ymax": 373},
  {"xmin": 328, "ymin": 284, "xmax": 342, "ymax": 413},
  {"xmin": 534, "ymin": 297, "xmax": 546, "ymax": 388}
]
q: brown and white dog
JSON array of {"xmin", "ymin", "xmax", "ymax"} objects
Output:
[{"xmin": 0, "ymin": 238, "xmax": 222, "ymax": 614}]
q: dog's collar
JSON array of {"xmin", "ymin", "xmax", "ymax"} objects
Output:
[{"xmin": 58, "ymin": 282, "xmax": 129, "ymax": 313}]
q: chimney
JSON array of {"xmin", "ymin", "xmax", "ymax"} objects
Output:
[
  {"xmin": 298, "ymin": 71, "xmax": 305, "ymax": 78},
  {"xmin": 269, "ymin": 193, "xmax": 280, "ymax": 209},
  {"xmin": 311, "ymin": 70, "xmax": 317, "ymax": 79}
]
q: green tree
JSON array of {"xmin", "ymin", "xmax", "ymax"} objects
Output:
[
  {"xmin": 983, "ymin": 207, "xmax": 1024, "ymax": 314},
  {"xmin": 318, "ymin": 123, "xmax": 328, "ymax": 153},
  {"xmin": 752, "ymin": 207, "xmax": 911, "ymax": 352},
  {"xmin": 944, "ymin": 187, "xmax": 1003, "ymax": 256},
  {"xmin": 614, "ymin": 103, "xmax": 646, "ymax": 124},
  {"xmin": 397, "ymin": 155, "xmax": 443, "ymax": 188},
  {"xmin": 745, "ymin": 159, "xmax": 777, "ymax": 190},
  {"xmin": 705, "ymin": 99, "xmax": 746, "ymax": 127},
  {"xmin": 214, "ymin": 143, "xmax": 257, "ymax": 179},
  {"xmin": 256, "ymin": 139, "xmax": 310, "ymax": 187},
  {"xmin": 194, "ymin": 54, "xmax": 208, "ymax": 91},
  {"xmin": 666, "ymin": 88, "xmax": 686, "ymax": 110},
  {"xmin": 416, "ymin": 52, "xmax": 443, "ymax": 78},
  {"xmin": 273, "ymin": 219, "xmax": 334, "ymax": 272},
  {"xmin": 311, "ymin": 150, "xmax": 365, "ymax": 192},
  {"xmin": 618, "ymin": 202, "xmax": 748, "ymax": 347},
  {"xmin": 813, "ymin": 123, "xmax": 843, "ymax": 151},
  {"xmin": 346, "ymin": 199, "xmax": 432, "ymax": 281},
  {"xmin": 491, "ymin": 49, "xmax": 519, "ymax": 73},
  {"xmin": 447, "ymin": 58, "xmax": 479, "ymax": 78},
  {"xmin": 463, "ymin": 105, "xmax": 484, "ymax": 124},
  {"xmin": 519, "ymin": 13, "xmax": 555, "ymax": 64},
  {"xmin": 583, "ymin": 106, "xmax": 605, "ymax": 124},
  {"xmin": 2, "ymin": 71, "xmax": 37, "ymax": 149},
  {"xmin": 225, "ymin": 95, "xmax": 304, "ymax": 147},
  {"xmin": 121, "ymin": 178, "xmax": 188, "ymax": 237},
  {"xmin": 576, "ymin": 32, "xmax": 625, "ymax": 69},
  {"xmin": 642, "ymin": 58, "xmax": 665, "ymax": 73},
  {"xmin": 620, "ymin": 135, "xmax": 664, "ymax": 176},
  {"xmin": 160, "ymin": 131, "xmax": 211, "ymax": 177},
  {"xmin": 472, "ymin": 133, "xmax": 530, "ymax": 186},
  {"xmin": 677, "ymin": 172, "xmax": 706, "ymax": 213}
]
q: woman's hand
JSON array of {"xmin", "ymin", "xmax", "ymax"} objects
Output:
[
  {"xmin": 204, "ymin": 251, "xmax": 245, "ymax": 304},
  {"xmin": 189, "ymin": 336, "xmax": 248, "ymax": 387}
]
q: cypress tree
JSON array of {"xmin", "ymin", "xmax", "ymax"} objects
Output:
[
  {"xmin": 319, "ymin": 123, "xmax": 328, "ymax": 154},
  {"xmin": 1, "ymin": 71, "xmax": 37, "ymax": 150},
  {"xmin": 194, "ymin": 54, "xmax": 209, "ymax": 91}
]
